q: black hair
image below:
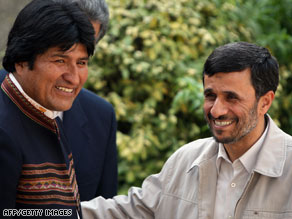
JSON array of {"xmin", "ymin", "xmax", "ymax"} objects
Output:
[
  {"xmin": 203, "ymin": 42, "xmax": 279, "ymax": 99},
  {"xmin": 75, "ymin": 0, "xmax": 109, "ymax": 43},
  {"xmin": 2, "ymin": 0, "xmax": 95, "ymax": 72}
]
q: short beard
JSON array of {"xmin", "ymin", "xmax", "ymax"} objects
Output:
[{"xmin": 205, "ymin": 102, "xmax": 259, "ymax": 144}]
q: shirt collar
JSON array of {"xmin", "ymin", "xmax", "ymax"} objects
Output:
[
  {"xmin": 239, "ymin": 120, "xmax": 269, "ymax": 173},
  {"xmin": 216, "ymin": 119, "xmax": 269, "ymax": 174},
  {"xmin": 9, "ymin": 73, "xmax": 63, "ymax": 120},
  {"xmin": 216, "ymin": 143, "xmax": 231, "ymax": 174},
  {"xmin": 187, "ymin": 115, "xmax": 287, "ymax": 178}
]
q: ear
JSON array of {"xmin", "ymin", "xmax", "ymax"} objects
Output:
[
  {"xmin": 258, "ymin": 90, "xmax": 275, "ymax": 115},
  {"xmin": 14, "ymin": 62, "xmax": 28, "ymax": 75}
]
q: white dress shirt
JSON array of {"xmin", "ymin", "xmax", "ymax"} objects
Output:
[{"xmin": 214, "ymin": 121, "xmax": 269, "ymax": 219}]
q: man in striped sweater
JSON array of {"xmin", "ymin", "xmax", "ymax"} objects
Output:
[{"xmin": 0, "ymin": 0, "xmax": 117, "ymax": 218}]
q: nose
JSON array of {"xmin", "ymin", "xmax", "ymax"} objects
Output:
[
  {"xmin": 63, "ymin": 64, "xmax": 80, "ymax": 85},
  {"xmin": 210, "ymin": 98, "xmax": 228, "ymax": 119}
]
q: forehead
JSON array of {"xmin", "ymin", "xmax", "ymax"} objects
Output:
[
  {"xmin": 203, "ymin": 69, "xmax": 255, "ymax": 95},
  {"xmin": 37, "ymin": 43, "xmax": 89, "ymax": 59}
]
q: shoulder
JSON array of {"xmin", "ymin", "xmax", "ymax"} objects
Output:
[
  {"xmin": 284, "ymin": 131, "xmax": 292, "ymax": 152},
  {"xmin": 173, "ymin": 137, "xmax": 216, "ymax": 158},
  {"xmin": 268, "ymin": 116, "xmax": 292, "ymax": 148},
  {"xmin": 149, "ymin": 137, "xmax": 217, "ymax": 192},
  {"xmin": 0, "ymin": 90, "xmax": 21, "ymax": 130},
  {"xmin": 75, "ymin": 88, "xmax": 115, "ymax": 114},
  {"xmin": 163, "ymin": 137, "xmax": 217, "ymax": 171},
  {"xmin": 77, "ymin": 88, "xmax": 114, "ymax": 108},
  {"xmin": 67, "ymin": 88, "xmax": 116, "ymax": 128},
  {"xmin": 0, "ymin": 69, "xmax": 8, "ymax": 82}
]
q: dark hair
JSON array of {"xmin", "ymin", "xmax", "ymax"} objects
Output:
[
  {"xmin": 2, "ymin": 0, "xmax": 95, "ymax": 73},
  {"xmin": 52, "ymin": 0, "xmax": 109, "ymax": 43},
  {"xmin": 203, "ymin": 42, "xmax": 279, "ymax": 99},
  {"xmin": 75, "ymin": 0, "xmax": 109, "ymax": 43}
]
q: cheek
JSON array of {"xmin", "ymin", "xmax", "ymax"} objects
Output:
[
  {"xmin": 77, "ymin": 71, "xmax": 88, "ymax": 88},
  {"xmin": 80, "ymin": 72, "xmax": 88, "ymax": 84},
  {"xmin": 236, "ymin": 102, "xmax": 252, "ymax": 114},
  {"xmin": 228, "ymin": 106, "xmax": 250, "ymax": 120},
  {"xmin": 203, "ymin": 102, "xmax": 212, "ymax": 114}
]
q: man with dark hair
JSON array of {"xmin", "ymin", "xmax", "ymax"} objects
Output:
[
  {"xmin": 82, "ymin": 42, "xmax": 292, "ymax": 218},
  {"xmin": 52, "ymin": 0, "xmax": 109, "ymax": 43},
  {"xmin": 0, "ymin": 0, "xmax": 117, "ymax": 218},
  {"xmin": 74, "ymin": 0, "xmax": 109, "ymax": 43}
]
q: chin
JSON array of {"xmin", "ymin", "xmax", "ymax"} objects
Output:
[
  {"xmin": 49, "ymin": 103, "xmax": 73, "ymax": 112},
  {"xmin": 213, "ymin": 135, "xmax": 237, "ymax": 144},
  {"xmin": 58, "ymin": 106, "xmax": 72, "ymax": 111}
]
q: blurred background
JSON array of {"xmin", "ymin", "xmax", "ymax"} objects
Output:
[
  {"xmin": 1, "ymin": 0, "xmax": 292, "ymax": 194},
  {"xmin": 0, "ymin": 0, "xmax": 31, "ymax": 61}
]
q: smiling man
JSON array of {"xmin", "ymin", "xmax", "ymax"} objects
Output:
[
  {"xmin": 14, "ymin": 44, "xmax": 89, "ymax": 112},
  {"xmin": 203, "ymin": 68, "xmax": 273, "ymax": 162},
  {"xmin": 81, "ymin": 42, "xmax": 292, "ymax": 219},
  {"xmin": 0, "ymin": 0, "xmax": 117, "ymax": 218}
]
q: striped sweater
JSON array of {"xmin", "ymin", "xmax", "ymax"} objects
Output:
[{"xmin": 0, "ymin": 75, "xmax": 81, "ymax": 218}]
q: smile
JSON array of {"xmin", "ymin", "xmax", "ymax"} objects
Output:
[
  {"xmin": 56, "ymin": 86, "xmax": 73, "ymax": 93},
  {"xmin": 214, "ymin": 120, "xmax": 233, "ymax": 127}
]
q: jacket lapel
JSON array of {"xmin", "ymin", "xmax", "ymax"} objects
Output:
[
  {"xmin": 188, "ymin": 140, "xmax": 218, "ymax": 219},
  {"xmin": 62, "ymin": 95, "xmax": 91, "ymax": 167},
  {"xmin": 198, "ymin": 154, "xmax": 217, "ymax": 219},
  {"xmin": 253, "ymin": 115, "xmax": 287, "ymax": 177}
]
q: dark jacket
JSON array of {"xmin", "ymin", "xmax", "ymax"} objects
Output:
[{"xmin": 0, "ymin": 70, "xmax": 117, "ymax": 218}]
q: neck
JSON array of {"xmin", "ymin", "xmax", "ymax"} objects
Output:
[
  {"xmin": 9, "ymin": 73, "xmax": 63, "ymax": 120},
  {"xmin": 224, "ymin": 115, "xmax": 266, "ymax": 162}
]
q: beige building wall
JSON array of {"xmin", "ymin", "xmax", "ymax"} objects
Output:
[{"xmin": 0, "ymin": 0, "xmax": 31, "ymax": 67}]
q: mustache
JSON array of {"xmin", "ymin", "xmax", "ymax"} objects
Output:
[{"xmin": 207, "ymin": 113, "xmax": 229, "ymax": 121}]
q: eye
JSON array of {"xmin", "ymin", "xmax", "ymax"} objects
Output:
[
  {"xmin": 77, "ymin": 60, "xmax": 88, "ymax": 66},
  {"xmin": 226, "ymin": 93, "xmax": 239, "ymax": 101},
  {"xmin": 204, "ymin": 92, "xmax": 216, "ymax": 101},
  {"xmin": 55, "ymin": 59, "xmax": 65, "ymax": 63}
]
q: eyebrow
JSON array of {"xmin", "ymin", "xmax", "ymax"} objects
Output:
[
  {"xmin": 204, "ymin": 88, "xmax": 213, "ymax": 95},
  {"xmin": 79, "ymin": 57, "xmax": 90, "ymax": 61},
  {"xmin": 50, "ymin": 54, "xmax": 89, "ymax": 60},
  {"xmin": 204, "ymin": 88, "xmax": 241, "ymax": 98},
  {"xmin": 224, "ymin": 91, "xmax": 240, "ymax": 99}
]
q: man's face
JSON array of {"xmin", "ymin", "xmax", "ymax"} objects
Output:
[
  {"xmin": 203, "ymin": 69, "xmax": 261, "ymax": 145},
  {"xmin": 14, "ymin": 43, "xmax": 89, "ymax": 111}
]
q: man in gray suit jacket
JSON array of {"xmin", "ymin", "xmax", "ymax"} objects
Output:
[{"xmin": 82, "ymin": 42, "xmax": 292, "ymax": 219}]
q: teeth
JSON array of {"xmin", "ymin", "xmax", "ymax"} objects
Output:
[
  {"xmin": 214, "ymin": 120, "xmax": 232, "ymax": 126},
  {"xmin": 56, "ymin": 86, "xmax": 73, "ymax": 93}
]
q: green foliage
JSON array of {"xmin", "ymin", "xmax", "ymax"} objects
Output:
[
  {"xmin": 85, "ymin": 0, "xmax": 292, "ymax": 194},
  {"xmin": 224, "ymin": 0, "xmax": 292, "ymax": 133},
  {"xmin": 254, "ymin": 0, "xmax": 292, "ymax": 133}
]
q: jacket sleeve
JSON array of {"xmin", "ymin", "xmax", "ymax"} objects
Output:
[
  {"xmin": 0, "ymin": 128, "xmax": 22, "ymax": 215},
  {"xmin": 81, "ymin": 150, "xmax": 176, "ymax": 219},
  {"xmin": 95, "ymin": 107, "xmax": 118, "ymax": 198}
]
